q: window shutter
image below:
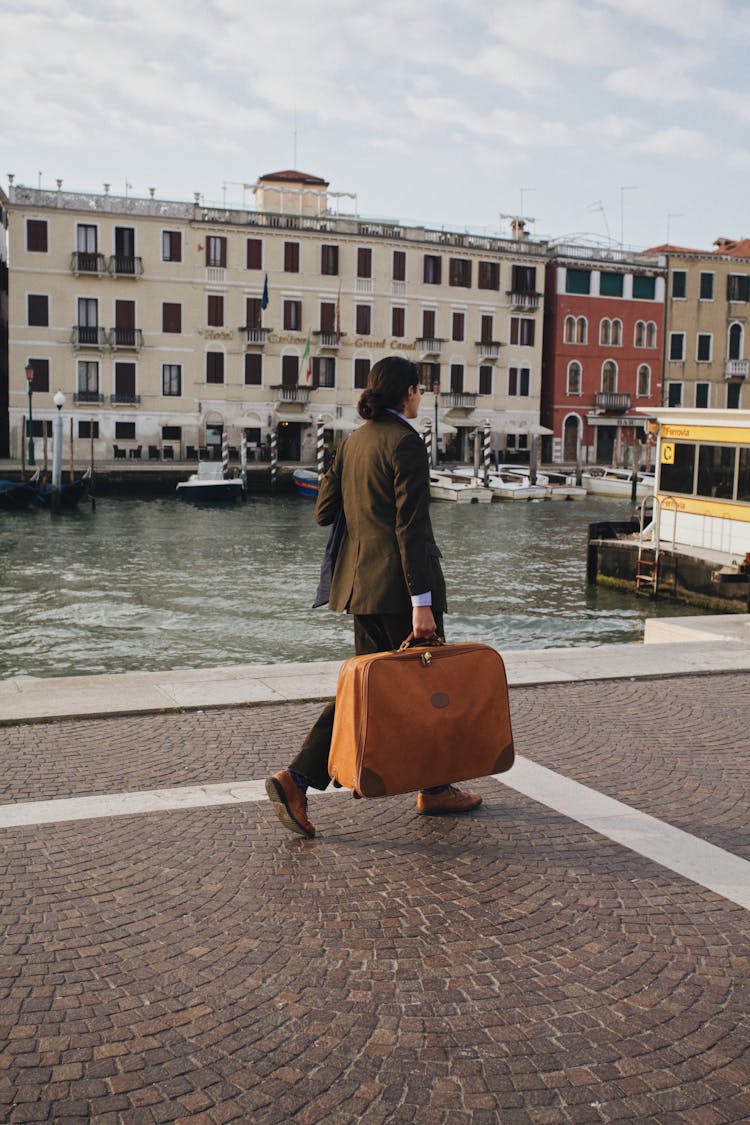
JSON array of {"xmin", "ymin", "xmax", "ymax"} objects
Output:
[
  {"xmin": 26, "ymin": 220, "xmax": 48, "ymax": 252},
  {"xmin": 393, "ymin": 251, "xmax": 406, "ymax": 281},
  {"xmin": 27, "ymin": 295, "xmax": 49, "ymax": 326},
  {"xmin": 320, "ymin": 302, "xmax": 336, "ymax": 332},
  {"xmin": 246, "ymin": 239, "xmax": 262, "ymax": 269},
  {"xmin": 422, "ymin": 310, "xmax": 435, "ymax": 338},
  {"xmin": 162, "ymin": 303, "xmax": 182, "ymax": 333}
]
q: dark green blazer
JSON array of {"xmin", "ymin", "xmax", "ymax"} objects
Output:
[{"xmin": 314, "ymin": 413, "xmax": 447, "ymax": 615}]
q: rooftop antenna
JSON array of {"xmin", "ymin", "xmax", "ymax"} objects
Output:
[
  {"xmin": 500, "ymin": 212, "xmax": 536, "ymax": 237},
  {"xmin": 587, "ymin": 199, "xmax": 611, "ymax": 242}
]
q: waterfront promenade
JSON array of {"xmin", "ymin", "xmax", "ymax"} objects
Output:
[{"xmin": 1, "ymin": 617, "xmax": 749, "ymax": 1123}]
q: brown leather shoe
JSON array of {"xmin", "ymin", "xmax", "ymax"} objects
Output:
[
  {"xmin": 416, "ymin": 785, "xmax": 482, "ymax": 815},
  {"xmin": 265, "ymin": 770, "xmax": 316, "ymax": 838}
]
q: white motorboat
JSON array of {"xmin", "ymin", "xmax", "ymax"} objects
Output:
[
  {"xmin": 454, "ymin": 466, "xmax": 547, "ymax": 501},
  {"xmin": 176, "ymin": 461, "xmax": 245, "ymax": 502},
  {"xmin": 429, "ymin": 470, "xmax": 492, "ymax": 503},
  {"xmin": 543, "ymin": 471, "xmax": 587, "ymax": 501},
  {"xmin": 580, "ymin": 466, "xmax": 655, "ymax": 500}
]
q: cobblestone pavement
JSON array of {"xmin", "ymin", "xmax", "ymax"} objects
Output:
[{"xmin": 1, "ymin": 674, "xmax": 749, "ymax": 1123}]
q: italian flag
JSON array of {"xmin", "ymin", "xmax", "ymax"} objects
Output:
[{"xmin": 303, "ymin": 330, "xmax": 312, "ymax": 382}]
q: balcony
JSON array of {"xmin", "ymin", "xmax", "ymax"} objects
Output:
[
  {"xmin": 109, "ymin": 255, "xmax": 143, "ymax": 277},
  {"xmin": 272, "ymin": 384, "xmax": 312, "ymax": 405},
  {"xmin": 725, "ymin": 360, "xmax": 749, "ymax": 379},
  {"xmin": 110, "ymin": 393, "xmax": 141, "ymax": 405},
  {"xmin": 595, "ymin": 391, "xmax": 631, "ymax": 412},
  {"xmin": 441, "ymin": 391, "xmax": 478, "ymax": 411},
  {"xmin": 110, "ymin": 327, "xmax": 143, "ymax": 350},
  {"xmin": 243, "ymin": 326, "xmax": 271, "ymax": 346},
  {"xmin": 71, "ymin": 326, "xmax": 107, "ymax": 348},
  {"xmin": 416, "ymin": 337, "xmax": 444, "ymax": 357},
  {"xmin": 205, "ymin": 266, "xmax": 226, "ymax": 283},
  {"xmin": 391, "ymin": 280, "xmax": 406, "ymax": 296},
  {"xmin": 70, "ymin": 251, "xmax": 107, "ymax": 276},
  {"xmin": 73, "ymin": 391, "xmax": 104, "ymax": 404},
  {"xmin": 317, "ymin": 331, "xmax": 341, "ymax": 349},
  {"xmin": 476, "ymin": 340, "xmax": 502, "ymax": 362},
  {"xmin": 507, "ymin": 290, "xmax": 541, "ymax": 311},
  {"xmin": 355, "ymin": 277, "xmax": 373, "ymax": 293}
]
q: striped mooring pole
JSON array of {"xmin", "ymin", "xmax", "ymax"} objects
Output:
[
  {"xmin": 482, "ymin": 419, "xmax": 492, "ymax": 484},
  {"xmin": 422, "ymin": 420, "xmax": 432, "ymax": 466},
  {"xmin": 269, "ymin": 432, "xmax": 277, "ymax": 491},
  {"xmin": 240, "ymin": 434, "xmax": 248, "ymax": 494},
  {"xmin": 221, "ymin": 432, "xmax": 229, "ymax": 478},
  {"xmin": 316, "ymin": 415, "xmax": 325, "ymax": 481}
]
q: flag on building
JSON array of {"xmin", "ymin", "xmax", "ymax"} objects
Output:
[
  {"xmin": 261, "ymin": 274, "xmax": 269, "ymax": 310},
  {"xmin": 303, "ymin": 330, "xmax": 312, "ymax": 382}
]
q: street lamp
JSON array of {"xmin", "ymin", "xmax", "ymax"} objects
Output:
[
  {"xmin": 52, "ymin": 390, "xmax": 65, "ymax": 513},
  {"xmin": 25, "ymin": 364, "xmax": 36, "ymax": 469},
  {"xmin": 432, "ymin": 380, "xmax": 439, "ymax": 467}
]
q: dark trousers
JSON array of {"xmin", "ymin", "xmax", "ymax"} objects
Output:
[{"xmin": 288, "ymin": 611, "xmax": 444, "ymax": 790}]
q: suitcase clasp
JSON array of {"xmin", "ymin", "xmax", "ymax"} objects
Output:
[{"xmin": 421, "ymin": 651, "xmax": 432, "ymax": 667}]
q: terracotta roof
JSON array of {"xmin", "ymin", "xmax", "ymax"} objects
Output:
[
  {"xmin": 712, "ymin": 238, "xmax": 750, "ymax": 258},
  {"xmin": 257, "ymin": 170, "xmax": 329, "ymax": 187},
  {"xmin": 642, "ymin": 243, "xmax": 702, "ymax": 254}
]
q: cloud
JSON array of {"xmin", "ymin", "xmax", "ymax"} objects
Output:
[{"xmin": 632, "ymin": 126, "xmax": 714, "ymax": 160}]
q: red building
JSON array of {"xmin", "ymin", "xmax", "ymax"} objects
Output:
[{"xmin": 541, "ymin": 245, "xmax": 666, "ymax": 465}]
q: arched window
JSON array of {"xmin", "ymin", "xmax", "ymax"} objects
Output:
[
  {"xmin": 637, "ymin": 364, "xmax": 651, "ymax": 397},
  {"xmin": 601, "ymin": 360, "xmax": 617, "ymax": 393},
  {"xmin": 646, "ymin": 321, "xmax": 657, "ymax": 348},
  {"xmin": 566, "ymin": 361, "xmax": 582, "ymax": 395},
  {"xmin": 599, "ymin": 318, "xmax": 611, "ymax": 346},
  {"xmin": 564, "ymin": 316, "xmax": 575, "ymax": 343},
  {"xmin": 611, "ymin": 319, "xmax": 622, "ymax": 346},
  {"xmin": 634, "ymin": 320, "xmax": 646, "ymax": 347},
  {"xmin": 576, "ymin": 317, "xmax": 587, "ymax": 344},
  {"xmin": 729, "ymin": 322, "xmax": 744, "ymax": 361}
]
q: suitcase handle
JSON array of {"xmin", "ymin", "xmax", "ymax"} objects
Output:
[{"xmin": 398, "ymin": 631, "xmax": 445, "ymax": 651}]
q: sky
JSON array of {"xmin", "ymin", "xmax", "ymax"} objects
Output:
[{"xmin": 2, "ymin": 0, "xmax": 749, "ymax": 252}]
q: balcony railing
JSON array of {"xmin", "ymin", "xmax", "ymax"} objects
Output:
[
  {"xmin": 110, "ymin": 393, "xmax": 141, "ymax": 405},
  {"xmin": 73, "ymin": 391, "xmax": 104, "ymax": 404},
  {"xmin": 71, "ymin": 326, "xmax": 107, "ymax": 347},
  {"xmin": 416, "ymin": 337, "xmax": 444, "ymax": 356},
  {"xmin": 391, "ymin": 280, "xmax": 406, "ymax": 296},
  {"xmin": 725, "ymin": 359, "xmax": 749, "ymax": 379},
  {"xmin": 506, "ymin": 290, "xmax": 541, "ymax": 311},
  {"xmin": 355, "ymin": 277, "xmax": 374, "ymax": 293},
  {"xmin": 476, "ymin": 341, "xmax": 502, "ymax": 361},
  {"xmin": 595, "ymin": 391, "xmax": 631, "ymax": 412},
  {"xmin": 110, "ymin": 327, "xmax": 143, "ymax": 350},
  {"xmin": 317, "ymin": 331, "xmax": 341, "ymax": 349},
  {"xmin": 243, "ymin": 326, "xmax": 271, "ymax": 345},
  {"xmin": 441, "ymin": 391, "xmax": 478, "ymax": 410},
  {"xmin": 70, "ymin": 251, "xmax": 107, "ymax": 275},
  {"xmin": 109, "ymin": 255, "xmax": 143, "ymax": 277},
  {"xmin": 272, "ymin": 384, "xmax": 312, "ymax": 404},
  {"xmin": 206, "ymin": 266, "xmax": 226, "ymax": 283}
]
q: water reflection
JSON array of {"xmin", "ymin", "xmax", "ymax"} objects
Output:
[{"xmin": 0, "ymin": 494, "xmax": 709, "ymax": 680}]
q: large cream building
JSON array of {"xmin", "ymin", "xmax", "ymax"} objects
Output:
[{"xmin": 1, "ymin": 171, "xmax": 548, "ymax": 466}]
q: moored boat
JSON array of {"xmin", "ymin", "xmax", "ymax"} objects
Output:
[
  {"xmin": 292, "ymin": 468, "xmax": 319, "ymax": 499},
  {"xmin": 580, "ymin": 466, "xmax": 655, "ymax": 500},
  {"xmin": 0, "ymin": 479, "xmax": 37, "ymax": 511},
  {"xmin": 176, "ymin": 462, "xmax": 244, "ymax": 502},
  {"xmin": 36, "ymin": 469, "xmax": 92, "ymax": 509},
  {"xmin": 453, "ymin": 465, "xmax": 548, "ymax": 501},
  {"xmin": 429, "ymin": 470, "xmax": 492, "ymax": 503}
]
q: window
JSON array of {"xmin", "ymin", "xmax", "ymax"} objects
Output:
[
  {"xmin": 727, "ymin": 382, "xmax": 742, "ymax": 409},
  {"xmin": 27, "ymin": 295, "xmax": 49, "ymax": 326},
  {"xmin": 115, "ymin": 422, "xmax": 136, "ymax": 441},
  {"xmin": 281, "ymin": 354, "xmax": 299, "ymax": 386},
  {"xmin": 162, "ymin": 302, "xmax": 181, "ymax": 333},
  {"xmin": 632, "ymin": 275, "xmax": 656, "ymax": 300},
  {"xmin": 646, "ymin": 322, "xmax": 657, "ymax": 348},
  {"xmin": 77, "ymin": 360, "xmax": 98, "ymax": 394},
  {"xmin": 206, "ymin": 236, "xmax": 227, "ymax": 268},
  {"xmin": 599, "ymin": 272, "xmax": 624, "ymax": 297},
  {"xmin": 600, "ymin": 319, "xmax": 611, "ymax": 346},
  {"xmin": 511, "ymin": 264, "xmax": 536, "ymax": 292},
  {"xmin": 283, "ymin": 300, "xmax": 301, "ymax": 331},
  {"xmin": 246, "ymin": 298, "xmax": 262, "ymax": 329},
  {"xmin": 667, "ymin": 382, "xmax": 683, "ymax": 406},
  {"xmin": 357, "ymin": 248, "xmax": 372, "ymax": 279},
  {"xmin": 26, "ymin": 362, "xmax": 49, "ymax": 398},
  {"xmin": 354, "ymin": 357, "xmax": 370, "ymax": 389},
  {"xmin": 206, "ymin": 352, "xmax": 224, "ymax": 384},
  {"xmin": 321, "ymin": 244, "xmax": 339, "ymax": 276},
  {"xmin": 508, "ymin": 367, "xmax": 530, "ymax": 396},
  {"xmin": 114, "ymin": 362, "xmax": 136, "ymax": 399},
  {"xmin": 312, "ymin": 356, "xmax": 336, "ymax": 388},
  {"xmin": 510, "ymin": 317, "xmax": 535, "ymax": 346},
  {"xmin": 245, "ymin": 354, "xmax": 262, "ymax": 385},
  {"xmin": 566, "ymin": 361, "xmax": 582, "ymax": 395},
  {"xmin": 452, "ymin": 312, "xmax": 465, "ymax": 341},
  {"xmin": 480, "ymin": 314, "xmax": 494, "ymax": 343},
  {"xmin": 76, "ymin": 224, "xmax": 98, "ymax": 269},
  {"xmin": 636, "ymin": 365, "xmax": 650, "ymax": 397},
  {"xmin": 660, "ymin": 441, "xmax": 694, "ymax": 493},
  {"xmin": 669, "ymin": 333, "xmax": 685, "ymax": 361},
  {"xmin": 393, "ymin": 251, "xmax": 406, "ymax": 281},
  {"xmin": 728, "ymin": 323, "xmax": 743, "ymax": 360},
  {"xmin": 727, "ymin": 274, "xmax": 750, "ymax": 302},
  {"xmin": 78, "ymin": 420, "xmax": 99, "ymax": 439},
  {"xmin": 564, "ymin": 316, "xmax": 575, "ymax": 344},
  {"xmin": 26, "ymin": 219, "xmax": 48, "ymax": 252},
  {"xmin": 207, "ymin": 295, "xmax": 224, "ymax": 327},
  {"xmin": 392, "ymin": 307, "xmax": 405, "ymax": 337},
  {"xmin": 162, "ymin": 231, "xmax": 182, "ymax": 262},
  {"xmin": 450, "ymin": 364, "xmax": 464, "ymax": 393},
  {"xmin": 419, "ymin": 362, "xmax": 440, "ymax": 391},
  {"xmin": 283, "ymin": 241, "xmax": 300, "ymax": 272},
  {"xmin": 320, "ymin": 302, "xmax": 336, "ymax": 332},
  {"xmin": 478, "ymin": 261, "xmax": 499, "ymax": 290},
  {"xmin": 565, "ymin": 268, "xmax": 590, "ymax": 295},
  {"xmin": 114, "ymin": 227, "xmax": 135, "ymax": 266},
  {"xmin": 422, "ymin": 309, "xmax": 436, "ymax": 338},
  {"xmin": 575, "ymin": 317, "xmax": 587, "ymax": 344},
  {"xmin": 162, "ymin": 364, "xmax": 182, "ymax": 396},
  {"xmin": 611, "ymin": 319, "xmax": 622, "ymax": 346},
  {"xmin": 356, "ymin": 305, "xmax": 371, "ymax": 335},
  {"xmin": 699, "ymin": 272, "xmax": 714, "ymax": 301},
  {"xmin": 162, "ymin": 426, "xmax": 182, "ymax": 442},
  {"xmin": 479, "ymin": 365, "xmax": 493, "ymax": 395},
  {"xmin": 696, "ymin": 383, "xmax": 710, "ymax": 408},
  {"xmin": 448, "ymin": 258, "xmax": 471, "ymax": 287},
  {"xmin": 739, "ymin": 448, "xmax": 750, "ymax": 501},
  {"xmin": 601, "ymin": 361, "xmax": 617, "ymax": 393},
  {"xmin": 424, "ymin": 255, "xmax": 442, "ymax": 284},
  {"xmin": 697, "ymin": 445, "xmax": 735, "ymax": 498},
  {"xmin": 696, "ymin": 334, "xmax": 712, "ymax": 362},
  {"xmin": 246, "ymin": 238, "xmax": 262, "ymax": 270},
  {"xmin": 634, "ymin": 320, "xmax": 646, "ymax": 347},
  {"xmin": 672, "ymin": 270, "xmax": 687, "ymax": 299}
]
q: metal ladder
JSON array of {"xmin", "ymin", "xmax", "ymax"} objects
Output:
[{"xmin": 635, "ymin": 495, "xmax": 658, "ymax": 593}]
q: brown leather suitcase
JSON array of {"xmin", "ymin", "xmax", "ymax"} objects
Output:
[{"xmin": 328, "ymin": 637, "xmax": 514, "ymax": 797}]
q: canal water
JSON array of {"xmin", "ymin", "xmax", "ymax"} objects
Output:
[{"xmin": 1, "ymin": 493, "xmax": 707, "ymax": 681}]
